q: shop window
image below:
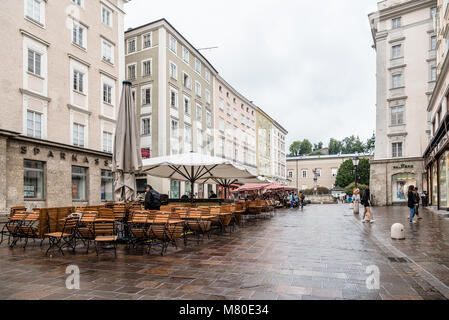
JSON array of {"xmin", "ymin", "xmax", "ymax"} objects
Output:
[
  {"xmin": 24, "ymin": 160, "xmax": 45, "ymax": 200},
  {"xmin": 170, "ymin": 180, "xmax": 180, "ymax": 199},
  {"xmin": 439, "ymin": 154, "xmax": 448, "ymax": 208},
  {"xmin": 72, "ymin": 166, "xmax": 88, "ymax": 201},
  {"xmin": 392, "ymin": 173, "xmax": 416, "ymax": 203},
  {"xmin": 101, "ymin": 170, "xmax": 113, "ymax": 201}
]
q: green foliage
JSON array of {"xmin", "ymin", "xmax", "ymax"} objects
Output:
[
  {"xmin": 313, "ymin": 142, "xmax": 324, "ymax": 151},
  {"xmin": 344, "ymin": 183, "xmax": 369, "ymax": 197},
  {"xmin": 289, "ymin": 141, "xmax": 302, "ymax": 157},
  {"xmin": 329, "ymin": 138, "xmax": 343, "ymax": 155},
  {"xmin": 328, "ymin": 135, "xmax": 375, "ymax": 155},
  {"xmin": 335, "ymin": 158, "xmax": 370, "ymax": 188},
  {"xmin": 289, "ymin": 139, "xmax": 313, "ymax": 157}
]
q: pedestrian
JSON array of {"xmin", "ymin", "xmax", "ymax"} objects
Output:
[
  {"xmin": 361, "ymin": 188, "xmax": 374, "ymax": 223},
  {"xmin": 144, "ymin": 185, "xmax": 162, "ymax": 211},
  {"xmin": 407, "ymin": 185, "xmax": 416, "ymax": 223},
  {"xmin": 288, "ymin": 192, "xmax": 294, "ymax": 209},
  {"xmin": 299, "ymin": 191, "xmax": 305, "ymax": 209},
  {"xmin": 209, "ymin": 190, "xmax": 217, "ymax": 199},
  {"xmin": 294, "ymin": 193, "xmax": 299, "ymax": 209},
  {"xmin": 414, "ymin": 187, "xmax": 423, "ymax": 220}
]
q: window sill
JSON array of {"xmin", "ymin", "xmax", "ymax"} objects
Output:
[
  {"xmin": 103, "ymin": 101, "xmax": 114, "ymax": 107},
  {"xmin": 24, "ymin": 199, "xmax": 45, "ymax": 202},
  {"xmin": 73, "ymin": 200, "xmax": 88, "ymax": 202},
  {"xmin": 72, "ymin": 42, "xmax": 87, "ymax": 52},
  {"xmin": 25, "ymin": 16, "xmax": 45, "ymax": 29},
  {"xmin": 390, "ymin": 86, "xmax": 405, "ymax": 90},
  {"xmin": 102, "ymin": 59, "xmax": 114, "ymax": 66},
  {"xmin": 27, "ymin": 71, "xmax": 45, "ymax": 81},
  {"xmin": 73, "ymin": 90, "xmax": 86, "ymax": 96}
]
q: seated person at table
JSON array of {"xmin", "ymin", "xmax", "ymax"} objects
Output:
[
  {"xmin": 209, "ymin": 190, "xmax": 218, "ymax": 199},
  {"xmin": 144, "ymin": 185, "xmax": 161, "ymax": 211}
]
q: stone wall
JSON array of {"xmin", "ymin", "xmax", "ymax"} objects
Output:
[{"xmin": 2, "ymin": 137, "xmax": 112, "ymax": 213}]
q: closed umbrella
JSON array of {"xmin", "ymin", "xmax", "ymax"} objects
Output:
[{"xmin": 112, "ymin": 81, "xmax": 143, "ymax": 202}]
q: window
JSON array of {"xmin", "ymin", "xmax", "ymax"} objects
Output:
[
  {"xmin": 332, "ymin": 168, "xmax": 338, "ymax": 177},
  {"xmin": 101, "ymin": 5, "xmax": 112, "ymax": 27},
  {"xmin": 101, "ymin": 170, "xmax": 113, "ymax": 201},
  {"xmin": 142, "ymin": 87, "xmax": 151, "ymax": 105},
  {"xmin": 102, "ymin": 131, "xmax": 113, "ymax": 153},
  {"xmin": 102, "ymin": 40, "xmax": 113, "ymax": 63},
  {"xmin": 206, "ymin": 110, "xmax": 212, "ymax": 128},
  {"xmin": 431, "ymin": 66, "xmax": 437, "ymax": 81},
  {"xmin": 170, "ymin": 88, "xmax": 178, "ymax": 109},
  {"xmin": 391, "ymin": 106, "xmax": 404, "ymax": 126},
  {"xmin": 27, "ymin": 110, "xmax": 42, "ymax": 138},
  {"xmin": 195, "ymin": 81, "xmax": 201, "ymax": 97},
  {"xmin": 183, "ymin": 72, "xmax": 191, "ymax": 89},
  {"xmin": 71, "ymin": 0, "xmax": 82, "ymax": 6},
  {"xmin": 184, "ymin": 96, "xmax": 191, "ymax": 116},
  {"xmin": 142, "ymin": 118, "xmax": 151, "ymax": 135},
  {"xmin": 103, "ymin": 84, "xmax": 112, "ymax": 104},
  {"xmin": 127, "ymin": 64, "xmax": 136, "ymax": 80},
  {"xmin": 205, "ymin": 90, "xmax": 211, "ymax": 104},
  {"xmin": 169, "ymin": 62, "xmax": 177, "ymax": 80},
  {"xmin": 431, "ymin": 35, "xmax": 437, "ymax": 50},
  {"xmin": 169, "ymin": 34, "xmax": 177, "ymax": 54},
  {"xmin": 205, "ymin": 68, "xmax": 210, "ymax": 83},
  {"xmin": 141, "ymin": 148, "xmax": 151, "ymax": 159},
  {"xmin": 392, "ymin": 44, "xmax": 402, "ymax": 59},
  {"xmin": 26, "ymin": 0, "xmax": 41, "ymax": 23},
  {"xmin": 73, "ymin": 70, "xmax": 84, "ymax": 93},
  {"xmin": 143, "ymin": 33, "xmax": 152, "ymax": 49},
  {"xmin": 288, "ymin": 171, "xmax": 293, "ymax": 179},
  {"xmin": 233, "ymin": 109, "xmax": 238, "ymax": 120},
  {"xmin": 197, "ymin": 129, "xmax": 203, "ymax": 153},
  {"xmin": 392, "ymin": 142, "xmax": 403, "ymax": 158},
  {"xmin": 72, "ymin": 20, "xmax": 85, "ymax": 48},
  {"xmin": 27, "ymin": 49, "xmax": 41, "ymax": 76},
  {"xmin": 195, "ymin": 58, "xmax": 201, "ymax": 74},
  {"xmin": 430, "ymin": 6, "xmax": 437, "ymax": 18},
  {"xmin": 127, "ymin": 38, "xmax": 136, "ymax": 54},
  {"xmin": 142, "ymin": 59, "xmax": 151, "ymax": 76},
  {"xmin": 219, "ymin": 98, "xmax": 224, "ymax": 110},
  {"xmin": 392, "ymin": 17, "xmax": 401, "ymax": 29},
  {"xmin": 24, "ymin": 160, "xmax": 45, "ymax": 200},
  {"xmin": 72, "ymin": 166, "xmax": 88, "ymax": 201},
  {"xmin": 302, "ymin": 170, "xmax": 307, "ymax": 178},
  {"xmin": 219, "ymin": 117, "xmax": 224, "ymax": 132},
  {"xmin": 73, "ymin": 123, "xmax": 85, "ymax": 147},
  {"xmin": 316, "ymin": 169, "xmax": 321, "ymax": 177},
  {"xmin": 392, "ymin": 74, "xmax": 403, "ymax": 88},
  {"xmin": 170, "ymin": 119, "xmax": 179, "ymax": 155},
  {"xmin": 196, "ymin": 104, "xmax": 202, "ymax": 122},
  {"xmin": 185, "ymin": 124, "xmax": 192, "ymax": 152},
  {"xmin": 226, "ymin": 104, "xmax": 231, "ymax": 115},
  {"xmin": 182, "ymin": 47, "xmax": 190, "ymax": 63}
]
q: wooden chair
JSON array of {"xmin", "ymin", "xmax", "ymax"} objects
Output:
[
  {"xmin": 185, "ymin": 212, "xmax": 212, "ymax": 244},
  {"xmin": 147, "ymin": 220, "xmax": 184, "ymax": 256},
  {"xmin": 1, "ymin": 211, "xmax": 28, "ymax": 247},
  {"xmin": 76, "ymin": 212, "xmax": 98, "ymax": 253},
  {"xmin": 128, "ymin": 211, "xmax": 149, "ymax": 249},
  {"xmin": 93, "ymin": 220, "xmax": 118, "ymax": 258},
  {"xmin": 45, "ymin": 216, "xmax": 79, "ymax": 256},
  {"xmin": 17, "ymin": 213, "xmax": 41, "ymax": 248}
]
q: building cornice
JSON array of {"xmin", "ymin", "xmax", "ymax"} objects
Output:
[
  {"xmin": 68, "ymin": 54, "xmax": 91, "ymax": 68},
  {"xmin": 377, "ymin": 0, "xmax": 436, "ymax": 21},
  {"xmin": 20, "ymin": 29, "xmax": 50, "ymax": 47},
  {"xmin": 67, "ymin": 104, "xmax": 92, "ymax": 116},
  {"xmin": 19, "ymin": 88, "xmax": 51, "ymax": 102}
]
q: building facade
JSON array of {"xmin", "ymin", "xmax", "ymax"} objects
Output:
[
  {"xmin": 272, "ymin": 122, "xmax": 288, "ymax": 184},
  {"xmin": 256, "ymin": 109, "xmax": 273, "ymax": 179},
  {"xmin": 287, "ymin": 154, "xmax": 373, "ymax": 191},
  {"xmin": 213, "ymin": 75, "xmax": 257, "ymax": 168},
  {"xmin": 124, "ymin": 19, "xmax": 217, "ymax": 199},
  {"xmin": 368, "ymin": 0, "xmax": 437, "ymax": 206},
  {"xmin": 424, "ymin": 0, "xmax": 449, "ymax": 210},
  {"xmin": 0, "ymin": 0, "xmax": 128, "ymax": 214}
]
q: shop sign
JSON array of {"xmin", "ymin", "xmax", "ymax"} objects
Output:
[{"xmin": 393, "ymin": 164, "xmax": 414, "ymax": 170}]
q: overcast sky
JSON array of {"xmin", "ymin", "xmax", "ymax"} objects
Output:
[{"xmin": 124, "ymin": 0, "xmax": 379, "ymax": 148}]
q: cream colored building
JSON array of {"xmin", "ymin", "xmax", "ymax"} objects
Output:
[
  {"xmin": 214, "ymin": 75, "xmax": 257, "ymax": 169},
  {"xmin": 124, "ymin": 19, "xmax": 217, "ymax": 198},
  {"xmin": 256, "ymin": 108, "xmax": 274, "ymax": 179},
  {"xmin": 0, "ymin": 0, "xmax": 128, "ymax": 214},
  {"xmin": 287, "ymin": 154, "xmax": 374, "ymax": 191},
  {"xmin": 272, "ymin": 122, "xmax": 288, "ymax": 184},
  {"xmin": 424, "ymin": 0, "xmax": 449, "ymax": 209},
  {"xmin": 368, "ymin": 0, "xmax": 437, "ymax": 206}
]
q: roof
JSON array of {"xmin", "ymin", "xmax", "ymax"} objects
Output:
[
  {"xmin": 287, "ymin": 152, "xmax": 374, "ymax": 162},
  {"xmin": 125, "ymin": 18, "xmax": 218, "ymax": 74}
]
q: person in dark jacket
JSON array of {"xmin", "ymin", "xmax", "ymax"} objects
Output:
[
  {"xmin": 361, "ymin": 188, "xmax": 374, "ymax": 223},
  {"xmin": 414, "ymin": 187, "xmax": 422, "ymax": 220},
  {"xmin": 407, "ymin": 185, "xmax": 416, "ymax": 223},
  {"xmin": 144, "ymin": 185, "xmax": 161, "ymax": 211},
  {"xmin": 209, "ymin": 191, "xmax": 217, "ymax": 199}
]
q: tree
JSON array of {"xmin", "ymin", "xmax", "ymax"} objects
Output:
[
  {"xmin": 328, "ymin": 138, "xmax": 343, "ymax": 155},
  {"xmin": 341, "ymin": 135, "xmax": 365, "ymax": 154},
  {"xmin": 289, "ymin": 141, "xmax": 302, "ymax": 157},
  {"xmin": 300, "ymin": 139, "xmax": 313, "ymax": 155},
  {"xmin": 335, "ymin": 158, "xmax": 370, "ymax": 188},
  {"xmin": 313, "ymin": 142, "xmax": 324, "ymax": 151}
]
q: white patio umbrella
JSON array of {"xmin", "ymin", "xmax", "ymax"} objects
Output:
[
  {"xmin": 112, "ymin": 81, "xmax": 143, "ymax": 202},
  {"xmin": 142, "ymin": 152, "xmax": 258, "ymax": 199}
]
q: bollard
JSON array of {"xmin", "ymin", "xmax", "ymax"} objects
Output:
[
  {"xmin": 391, "ymin": 223, "xmax": 405, "ymax": 240},
  {"xmin": 353, "ymin": 200, "xmax": 359, "ymax": 214}
]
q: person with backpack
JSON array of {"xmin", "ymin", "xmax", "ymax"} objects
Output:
[
  {"xmin": 361, "ymin": 188, "xmax": 374, "ymax": 223},
  {"xmin": 299, "ymin": 192, "xmax": 305, "ymax": 209},
  {"xmin": 144, "ymin": 185, "xmax": 161, "ymax": 211}
]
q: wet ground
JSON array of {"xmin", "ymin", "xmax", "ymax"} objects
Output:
[{"xmin": 0, "ymin": 204, "xmax": 448, "ymax": 300}]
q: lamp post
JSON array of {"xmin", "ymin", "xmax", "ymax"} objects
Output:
[
  {"xmin": 352, "ymin": 156, "xmax": 360, "ymax": 214},
  {"xmin": 313, "ymin": 169, "xmax": 318, "ymax": 196}
]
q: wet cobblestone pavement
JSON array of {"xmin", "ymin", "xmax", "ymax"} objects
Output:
[{"xmin": 0, "ymin": 205, "xmax": 448, "ymax": 300}]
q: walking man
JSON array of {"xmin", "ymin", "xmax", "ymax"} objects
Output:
[
  {"xmin": 144, "ymin": 185, "xmax": 162, "ymax": 211},
  {"xmin": 407, "ymin": 185, "xmax": 416, "ymax": 223},
  {"xmin": 414, "ymin": 187, "xmax": 423, "ymax": 220}
]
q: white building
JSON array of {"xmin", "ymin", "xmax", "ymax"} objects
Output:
[{"xmin": 368, "ymin": 0, "xmax": 437, "ymax": 206}]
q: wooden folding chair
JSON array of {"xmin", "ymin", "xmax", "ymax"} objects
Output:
[
  {"xmin": 17, "ymin": 213, "xmax": 41, "ymax": 249},
  {"xmin": 1, "ymin": 211, "xmax": 28, "ymax": 247},
  {"xmin": 76, "ymin": 212, "xmax": 98, "ymax": 253},
  {"xmin": 45, "ymin": 216, "xmax": 79, "ymax": 256},
  {"xmin": 128, "ymin": 211, "xmax": 149, "ymax": 250},
  {"xmin": 93, "ymin": 220, "xmax": 118, "ymax": 258}
]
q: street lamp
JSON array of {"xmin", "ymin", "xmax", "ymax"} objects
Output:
[
  {"xmin": 352, "ymin": 155, "xmax": 360, "ymax": 214},
  {"xmin": 313, "ymin": 169, "xmax": 318, "ymax": 196}
]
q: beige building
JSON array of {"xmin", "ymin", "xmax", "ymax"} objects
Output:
[
  {"xmin": 124, "ymin": 19, "xmax": 217, "ymax": 198},
  {"xmin": 368, "ymin": 0, "xmax": 437, "ymax": 206},
  {"xmin": 272, "ymin": 122, "xmax": 288, "ymax": 184},
  {"xmin": 214, "ymin": 75, "xmax": 257, "ymax": 169},
  {"xmin": 424, "ymin": 0, "xmax": 449, "ymax": 210},
  {"xmin": 0, "ymin": 0, "xmax": 129, "ymax": 214},
  {"xmin": 287, "ymin": 154, "xmax": 373, "ymax": 191}
]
